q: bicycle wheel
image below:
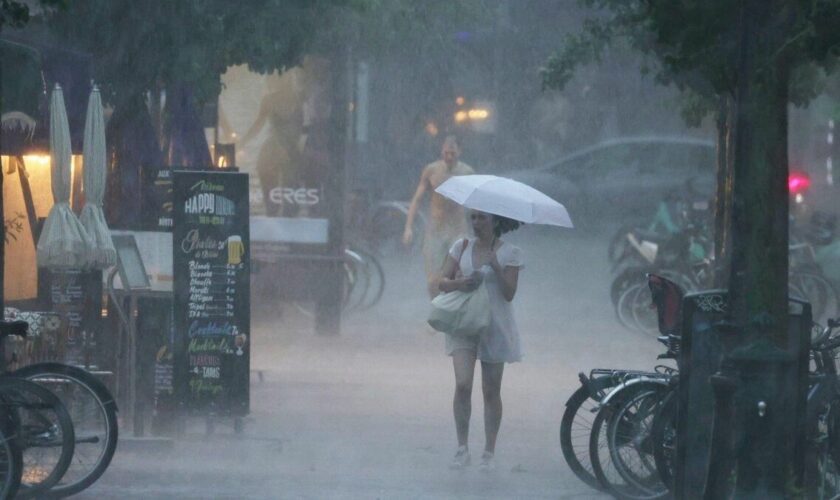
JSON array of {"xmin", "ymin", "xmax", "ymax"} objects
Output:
[
  {"xmin": 606, "ymin": 387, "xmax": 670, "ymax": 498},
  {"xmin": 353, "ymin": 247, "xmax": 385, "ymax": 311},
  {"xmin": 0, "ymin": 377, "xmax": 74, "ymax": 498},
  {"xmin": 616, "ymin": 283, "xmax": 643, "ymax": 331},
  {"xmin": 292, "ymin": 253, "xmax": 357, "ymax": 317},
  {"xmin": 611, "ymin": 267, "xmax": 645, "ymax": 307},
  {"xmin": 560, "ymin": 386, "xmax": 605, "ymax": 490},
  {"xmin": 343, "ymin": 248, "xmax": 369, "ymax": 312},
  {"xmin": 629, "ymin": 284, "xmax": 659, "ymax": 336},
  {"xmin": 650, "ymin": 392, "xmax": 677, "ymax": 490},
  {"xmin": 369, "ymin": 202, "xmax": 420, "ymax": 257},
  {"xmin": 590, "ymin": 382, "xmax": 668, "ymax": 500},
  {"xmin": 0, "ymin": 407, "xmax": 22, "ymax": 500},
  {"xmin": 13, "ymin": 363, "xmax": 119, "ymax": 497}
]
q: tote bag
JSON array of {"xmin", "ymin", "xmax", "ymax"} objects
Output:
[{"xmin": 427, "ymin": 283, "xmax": 490, "ymax": 336}]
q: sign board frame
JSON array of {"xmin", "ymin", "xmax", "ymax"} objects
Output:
[
  {"xmin": 172, "ymin": 170, "xmax": 250, "ymax": 416},
  {"xmin": 112, "ymin": 234, "xmax": 151, "ymax": 291}
]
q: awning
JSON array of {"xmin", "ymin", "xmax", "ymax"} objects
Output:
[{"xmin": 0, "ymin": 36, "xmax": 91, "ymax": 155}]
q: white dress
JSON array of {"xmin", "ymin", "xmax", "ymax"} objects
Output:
[{"xmin": 444, "ymin": 238, "xmax": 524, "ymax": 363}]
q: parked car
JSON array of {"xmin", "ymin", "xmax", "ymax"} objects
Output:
[{"xmin": 506, "ymin": 136, "xmax": 716, "ymax": 226}]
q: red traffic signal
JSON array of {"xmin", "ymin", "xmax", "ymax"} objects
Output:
[{"xmin": 788, "ymin": 171, "xmax": 811, "ymax": 194}]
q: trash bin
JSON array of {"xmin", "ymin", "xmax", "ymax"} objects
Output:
[{"xmin": 675, "ymin": 291, "xmax": 811, "ymax": 499}]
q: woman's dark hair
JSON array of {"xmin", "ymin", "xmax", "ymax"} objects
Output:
[{"xmin": 493, "ymin": 215, "xmax": 523, "ymax": 237}]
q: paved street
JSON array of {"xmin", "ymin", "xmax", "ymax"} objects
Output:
[{"xmin": 76, "ymin": 229, "xmax": 661, "ymax": 499}]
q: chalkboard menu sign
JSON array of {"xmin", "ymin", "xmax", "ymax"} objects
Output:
[
  {"xmin": 143, "ymin": 166, "xmax": 174, "ymax": 231},
  {"xmin": 173, "ymin": 171, "xmax": 250, "ymax": 416}
]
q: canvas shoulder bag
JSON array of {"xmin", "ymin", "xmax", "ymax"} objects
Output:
[{"xmin": 427, "ymin": 239, "xmax": 491, "ymax": 336}]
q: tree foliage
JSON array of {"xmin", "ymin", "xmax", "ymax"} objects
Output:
[
  {"xmin": 41, "ymin": 0, "xmax": 358, "ymax": 107},
  {"xmin": 35, "ymin": 0, "xmax": 490, "ymax": 109},
  {"xmin": 541, "ymin": 0, "xmax": 840, "ymax": 124},
  {"xmin": 0, "ymin": 0, "xmax": 64, "ymax": 30}
]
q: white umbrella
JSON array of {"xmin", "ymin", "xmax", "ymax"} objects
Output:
[
  {"xmin": 435, "ymin": 174, "xmax": 574, "ymax": 228},
  {"xmin": 80, "ymin": 85, "xmax": 116, "ymax": 269},
  {"xmin": 36, "ymin": 84, "xmax": 91, "ymax": 269}
]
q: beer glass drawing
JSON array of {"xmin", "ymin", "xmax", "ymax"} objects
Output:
[{"xmin": 227, "ymin": 235, "xmax": 245, "ymax": 265}]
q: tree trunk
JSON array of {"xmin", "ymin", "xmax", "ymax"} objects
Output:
[
  {"xmin": 713, "ymin": 95, "xmax": 736, "ymax": 288},
  {"xmin": 728, "ymin": 16, "xmax": 790, "ymax": 348},
  {"xmin": 729, "ymin": 70, "xmax": 791, "ymax": 499},
  {"xmin": 727, "ymin": 2, "xmax": 793, "ymax": 496}
]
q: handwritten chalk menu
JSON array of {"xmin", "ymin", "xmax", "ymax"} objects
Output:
[{"xmin": 173, "ymin": 171, "xmax": 250, "ymax": 415}]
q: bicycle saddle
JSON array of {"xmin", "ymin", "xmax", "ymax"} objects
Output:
[{"xmin": 0, "ymin": 320, "xmax": 28, "ymax": 339}]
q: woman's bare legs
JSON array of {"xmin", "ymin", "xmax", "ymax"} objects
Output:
[
  {"xmin": 481, "ymin": 361, "xmax": 505, "ymax": 454},
  {"xmin": 452, "ymin": 349, "xmax": 477, "ymax": 447}
]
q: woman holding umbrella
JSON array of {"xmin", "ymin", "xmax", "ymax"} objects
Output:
[
  {"xmin": 438, "ymin": 211, "xmax": 524, "ymax": 471},
  {"xmin": 434, "ymin": 175, "xmax": 573, "ymax": 471}
]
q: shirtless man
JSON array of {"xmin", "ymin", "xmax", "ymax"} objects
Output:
[{"xmin": 403, "ymin": 136, "xmax": 475, "ymax": 297}]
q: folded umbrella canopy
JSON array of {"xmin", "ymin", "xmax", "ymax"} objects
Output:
[
  {"xmin": 435, "ymin": 174, "xmax": 574, "ymax": 228},
  {"xmin": 80, "ymin": 85, "xmax": 116, "ymax": 269},
  {"xmin": 36, "ymin": 84, "xmax": 90, "ymax": 268}
]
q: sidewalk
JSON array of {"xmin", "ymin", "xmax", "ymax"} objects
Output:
[{"xmin": 77, "ymin": 230, "xmax": 654, "ymax": 499}]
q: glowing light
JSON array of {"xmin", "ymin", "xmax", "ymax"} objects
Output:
[
  {"xmin": 455, "ymin": 96, "xmax": 465, "ymax": 106},
  {"xmin": 22, "ymin": 154, "xmax": 51, "ymax": 168},
  {"xmin": 454, "ymin": 111, "xmax": 468, "ymax": 123},
  {"xmin": 788, "ymin": 171, "xmax": 811, "ymax": 194},
  {"xmin": 467, "ymin": 108, "xmax": 489, "ymax": 120},
  {"xmin": 425, "ymin": 122, "xmax": 439, "ymax": 136},
  {"xmin": 16, "ymin": 154, "xmax": 83, "ymax": 216}
]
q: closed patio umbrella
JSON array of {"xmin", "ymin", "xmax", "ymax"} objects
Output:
[
  {"xmin": 36, "ymin": 84, "xmax": 90, "ymax": 268},
  {"xmin": 80, "ymin": 85, "xmax": 116, "ymax": 268}
]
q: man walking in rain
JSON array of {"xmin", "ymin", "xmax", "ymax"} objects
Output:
[{"xmin": 403, "ymin": 135, "xmax": 474, "ymax": 298}]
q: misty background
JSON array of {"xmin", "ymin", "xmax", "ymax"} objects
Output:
[{"xmin": 4, "ymin": 0, "xmax": 838, "ymax": 497}]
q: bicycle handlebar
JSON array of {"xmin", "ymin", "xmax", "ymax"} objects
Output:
[{"xmin": 813, "ymin": 318, "xmax": 840, "ymax": 351}]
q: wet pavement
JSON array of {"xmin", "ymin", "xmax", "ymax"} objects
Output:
[{"xmin": 76, "ymin": 229, "xmax": 660, "ymax": 499}]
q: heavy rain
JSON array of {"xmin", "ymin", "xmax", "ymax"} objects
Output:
[{"xmin": 1, "ymin": 1, "xmax": 840, "ymax": 499}]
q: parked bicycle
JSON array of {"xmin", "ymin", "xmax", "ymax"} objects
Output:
[
  {"xmin": 292, "ymin": 244, "xmax": 386, "ymax": 317},
  {"xmin": 346, "ymin": 188, "xmax": 426, "ymax": 257},
  {"xmin": 0, "ymin": 319, "xmax": 74, "ymax": 499},
  {"xmin": 611, "ymin": 221, "xmax": 838, "ymax": 334},
  {"xmin": 562, "ymin": 274, "xmax": 683, "ymax": 498},
  {"xmin": 565, "ymin": 272, "xmax": 840, "ymax": 499},
  {"xmin": 803, "ymin": 317, "xmax": 840, "ymax": 498},
  {"xmin": 0, "ymin": 317, "xmax": 119, "ymax": 498}
]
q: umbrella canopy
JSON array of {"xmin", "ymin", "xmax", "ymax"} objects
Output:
[
  {"xmin": 36, "ymin": 84, "xmax": 90, "ymax": 269},
  {"xmin": 80, "ymin": 85, "xmax": 116, "ymax": 269},
  {"xmin": 435, "ymin": 174, "xmax": 574, "ymax": 228}
]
